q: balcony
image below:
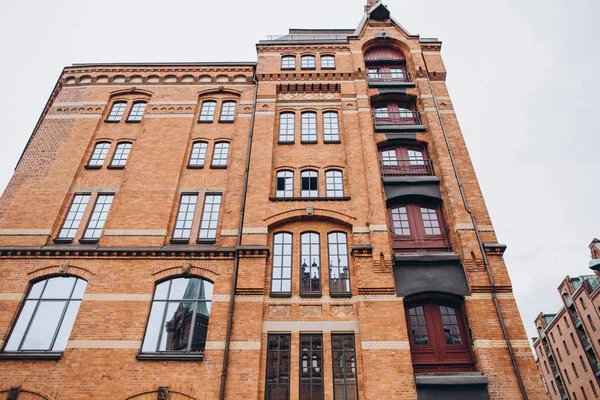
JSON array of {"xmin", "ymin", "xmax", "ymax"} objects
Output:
[
  {"xmin": 581, "ymin": 332, "xmax": 592, "ymax": 350},
  {"xmin": 372, "ymin": 111, "xmax": 426, "ymax": 132},
  {"xmin": 367, "ymin": 71, "xmax": 415, "ymax": 88},
  {"xmin": 571, "ymin": 311, "xmax": 582, "ymax": 327}
]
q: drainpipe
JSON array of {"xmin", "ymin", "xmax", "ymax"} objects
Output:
[
  {"xmin": 219, "ymin": 68, "xmax": 259, "ymax": 400},
  {"xmin": 420, "ymin": 54, "xmax": 528, "ymax": 399}
]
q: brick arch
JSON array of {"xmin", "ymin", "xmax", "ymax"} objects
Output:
[
  {"xmin": 109, "ymin": 88, "xmax": 154, "ymax": 98},
  {"xmin": 152, "ymin": 263, "xmax": 222, "ymax": 284},
  {"xmin": 123, "ymin": 388, "xmax": 198, "ymax": 400},
  {"xmin": 361, "ymin": 38, "xmax": 412, "ymax": 61},
  {"xmin": 0, "ymin": 387, "xmax": 56, "ymax": 400},
  {"xmin": 27, "ymin": 263, "xmax": 96, "ymax": 281},
  {"xmin": 265, "ymin": 208, "xmax": 356, "ymax": 230}
]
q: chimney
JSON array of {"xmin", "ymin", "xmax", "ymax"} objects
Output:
[{"xmin": 365, "ymin": 0, "xmax": 377, "ymax": 12}]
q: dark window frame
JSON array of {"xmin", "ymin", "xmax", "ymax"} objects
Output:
[
  {"xmin": 331, "ymin": 333, "xmax": 359, "ymax": 400},
  {"xmin": 188, "ymin": 141, "xmax": 209, "ymax": 168},
  {"xmin": 301, "ymin": 55, "xmax": 316, "ymax": 70},
  {"xmin": 325, "ymin": 170, "xmax": 344, "ymax": 198},
  {"xmin": 387, "ymin": 203, "xmax": 449, "ymax": 252},
  {"xmin": 300, "ymin": 231, "xmax": 321, "ymax": 296},
  {"xmin": 301, "ymin": 170, "xmax": 319, "ymax": 198},
  {"xmin": 109, "ymin": 142, "xmax": 132, "ymax": 168},
  {"xmin": 199, "ymin": 100, "xmax": 217, "ymax": 123},
  {"xmin": 171, "ymin": 193, "xmax": 198, "ymax": 243},
  {"xmin": 80, "ymin": 193, "xmax": 115, "ymax": 243},
  {"xmin": 197, "ymin": 193, "xmax": 222, "ymax": 243},
  {"xmin": 278, "ymin": 112, "xmax": 296, "ymax": 144},
  {"xmin": 323, "ymin": 111, "xmax": 340, "ymax": 143},
  {"xmin": 320, "ymin": 55, "xmax": 336, "ymax": 70},
  {"xmin": 126, "ymin": 101, "xmax": 147, "ymax": 122},
  {"xmin": 56, "ymin": 193, "xmax": 91, "ymax": 241},
  {"xmin": 211, "ymin": 142, "xmax": 230, "ymax": 168},
  {"xmin": 301, "ymin": 112, "xmax": 318, "ymax": 143},
  {"xmin": 281, "ymin": 55, "xmax": 296, "ymax": 70},
  {"xmin": 86, "ymin": 141, "xmax": 111, "ymax": 169},
  {"xmin": 219, "ymin": 101, "xmax": 237, "ymax": 123},
  {"xmin": 105, "ymin": 101, "xmax": 127, "ymax": 122},
  {"xmin": 299, "ymin": 333, "xmax": 324, "ymax": 400},
  {"xmin": 265, "ymin": 334, "xmax": 291, "ymax": 400},
  {"xmin": 328, "ymin": 231, "xmax": 351, "ymax": 297},
  {"xmin": 276, "ymin": 170, "xmax": 294, "ymax": 198},
  {"xmin": 271, "ymin": 232, "xmax": 293, "ymax": 297}
]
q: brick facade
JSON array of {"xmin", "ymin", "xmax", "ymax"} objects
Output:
[{"xmin": 0, "ymin": 2, "xmax": 546, "ymax": 399}]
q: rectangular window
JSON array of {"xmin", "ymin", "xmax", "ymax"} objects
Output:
[
  {"xmin": 219, "ymin": 101, "xmax": 236, "ymax": 122},
  {"xmin": 381, "ymin": 150, "xmax": 398, "ymax": 166},
  {"xmin": 301, "ymin": 171, "xmax": 318, "ymax": 198},
  {"xmin": 127, "ymin": 102, "xmax": 146, "ymax": 122},
  {"xmin": 571, "ymin": 332, "xmax": 579, "ymax": 348},
  {"xmin": 332, "ymin": 334, "xmax": 359, "ymax": 400},
  {"xmin": 323, "ymin": 112, "xmax": 340, "ymax": 142},
  {"xmin": 581, "ymin": 355, "xmax": 588, "ymax": 371},
  {"xmin": 590, "ymin": 381, "xmax": 597, "ymax": 397},
  {"xmin": 278, "ymin": 113, "xmax": 295, "ymax": 143},
  {"xmin": 276, "ymin": 171, "xmax": 294, "ymax": 198},
  {"xmin": 58, "ymin": 194, "xmax": 90, "ymax": 239},
  {"xmin": 198, "ymin": 194, "xmax": 222, "ymax": 241},
  {"xmin": 106, "ymin": 101, "xmax": 126, "ymax": 122},
  {"xmin": 82, "ymin": 194, "xmax": 114, "ymax": 240},
  {"xmin": 271, "ymin": 233, "xmax": 292, "ymax": 294},
  {"xmin": 300, "ymin": 334, "xmax": 324, "ymax": 400},
  {"xmin": 281, "ymin": 56, "xmax": 296, "ymax": 70},
  {"xmin": 564, "ymin": 340, "xmax": 570, "ymax": 355},
  {"xmin": 325, "ymin": 170, "xmax": 344, "ymax": 197},
  {"xmin": 189, "ymin": 142, "xmax": 208, "ymax": 167},
  {"xmin": 301, "ymin": 55, "xmax": 316, "ymax": 69},
  {"xmin": 88, "ymin": 142, "xmax": 110, "ymax": 167},
  {"xmin": 199, "ymin": 101, "xmax": 217, "ymax": 122},
  {"xmin": 321, "ymin": 55, "xmax": 335, "ymax": 69},
  {"xmin": 266, "ymin": 334, "xmax": 291, "ymax": 400},
  {"xmin": 211, "ymin": 142, "xmax": 230, "ymax": 167},
  {"xmin": 172, "ymin": 194, "xmax": 198, "ymax": 240},
  {"xmin": 328, "ymin": 232, "xmax": 350, "ymax": 295},
  {"xmin": 110, "ymin": 142, "xmax": 132, "ymax": 167},
  {"xmin": 301, "ymin": 113, "xmax": 317, "ymax": 143},
  {"xmin": 588, "ymin": 314, "xmax": 596, "ymax": 330},
  {"xmin": 300, "ymin": 232, "xmax": 321, "ymax": 295},
  {"xmin": 420, "ymin": 207, "xmax": 441, "ymax": 235}
]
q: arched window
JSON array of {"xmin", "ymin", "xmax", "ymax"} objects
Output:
[
  {"xmin": 110, "ymin": 142, "xmax": 132, "ymax": 167},
  {"xmin": 301, "ymin": 170, "xmax": 318, "ymax": 197},
  {"xmin": 199, "ymin": 100, "xmax": 217, "ymax": 122},
  {"xmin": 301, "ymin": 55, "xmax": 316, "ymax": 69},
  {"xmin": 4, "ymin": 276, "xmax": 87, "ymax": 353},
  {"xmin": 106, "ymin": 101, "xmax": 127, "ymax": 122},
  {"xmin": 127, "ymin": 101, "xmax": 147, "ymax": 122},
  {"xmin": 323, "ymin": 111, "xmax": 340, "ymax": 143},
  {"xmin": 281, "ymin": 55, "xmax": 296, "ymax": 70},
  {"xmin": 300, "ymin": 232, "xmax": 321, "ymax": 295},
  {"xmin": 364, "ymin": 47, "xmax": 409, "ymax": 83},
  {"xmin": 301, "ymin": 112, "xmax": 317, "ymax": 143},
  {"xmin": 211, "ymin": 142, "xmax": 230, "ymax": 168},
  {"xmin": 276, "ymin": 170, "xmax": 294, "ymax": 198},
  {"xmin": 271, "ymin": 232, "xmax": 293, "ymax": 295},
  {"xmin": 219, "ymin": 101, "xmax": 237, "ymax": 122},
  {"xmin": 325, "ymin": 170, "xmax": 344, "ymax": 197},
  {"xmin": 321, "ymin": 55, "xmax": 335, "ymax": 69},
  {"xmin": 141, "ymin": 277, "xmax": 213, "ymax": 355},
  {"xmin": 87, "ymin": 142, "xmax": 111, "ymax": 167},
  {"xmin": 278, "ymin": 112, "xmax": 295, "ymax": 143},
  {"xmin": 379, "ymin": 145, "xmax": 432, "ymax": 176},
  {"xmin": 328, "ymin": 232, "xmax": 351, "ymax": 296},
  {"xmin": 189, "ymin": 141, "xmax": 208, "ymax": 168},
  {"xmin": 372, "ymin": 101, "xmax": 418, "ymax": 126},
  {"xmin": 405, "ymin": 299, "xmax": 475, "ymax": 373},
  {"xmin": 388, "ymin": 203, "xmax": 448, "ymax": 251}
]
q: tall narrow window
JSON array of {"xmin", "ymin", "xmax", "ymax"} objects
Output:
[
  {"xmin": 276, "ymin": 170, "xmax": 294, "ymax": 198},
  {"xmin": 82, "ymin": 194, "xmax": 114, "ymax": 240},
  {"xmin": 199, "ymin": 101, "xmax": 217, "ymax": 122},
  {"xmin": 172, "ymin": 194, "xmax": 198, "ymax": 241},
  {"xmin": 332, "ymin": 334, "xmax": 358, "ymax": 400},
  {"xmin": 4, "ymin": 276, "xmax": 87, "ymax": 353},
  {"xmin": 388, "ymin": 204, "xmax": 448, "ymax": 251},
  {"xmin": 127, "ymin": 101, "xmax": 147, "ymax": 122},
  {"xmin": 325, "ymin": 170, "xmax": 344, "ymax": 197},
  {"xmin": 219, "ymin": 101, "xmax": 236, "ymax": 122},
  {"xmin": 588, "ymin": 314, "xmax": 596, "ymax": 330},
  {"xmin": 189, "ymin": 142, "xmax": 208, "ymax": 168},
  {"xmin": 57, "ymin": 194, "xmax": 90, "ymax": 240},
  {"xmin": 328, "ymin": 232, "xmax": 351, "ymax": 296},
  {"xmin": 106, "ymin": 101, "xmax": 126, "ymax": 122},
  {"xmin": 281, "ymin": 56, "xmax": 296, "ymax": 70},
  {"xmin": 420, "ymin": 207, "xmax": 441, "ymax": 235},
  {"xmin": 301, "ymin": 170, "xmax": 318, "ymax": 197},
  {"xmin": 323, "ymin": 112, "xmax": 340, "ymax": 143},
  {"xmin": 211, "ymin": 142, "xmax": 230, "ymax": 167},
  {"xmin": 198, "ymin": 194, "xmax": 222, "ymax": 241},
  {"xmin": 300, "ymin": 232, "xmax": 321, "ymax": 296},
  {"xmin": 300, "ymin": 334, "xmax": 324, "ymax": 400},
  {"xmin": 266, "ymin": 334, "xmax": 291, "ymax": 400},
  {"xmin": 87, "ymin": 142, "xmax": 111, "ymax": 167},
  {"xmin": 321, "ymin": 55, "xmax": 335, "ymax": 69},
  {"xmin": 301, "ymin": 112, "xmax": 317, "ymax": 143},
  {"xmin": 110, "ymin": 142, "xmax": 132, "ymax": 167},
  {"xmin": 140, "ymin": 277, "xmax": 213, "ymax": 355},
  {"xmin": 271, "ymin": 232, "xmax": 292, "ymax": 295},
  {"xmin": 278, "ymin": 113, "xmax": 295, "ymax": 143},
  {"xmin": 301, "ymin": 55, "xmax": 316, "ymax": 69}
]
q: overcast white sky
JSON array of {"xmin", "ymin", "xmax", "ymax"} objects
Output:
[{"xmin": 0, "ymin": 0, "xmax": 599, "ymax": 342}]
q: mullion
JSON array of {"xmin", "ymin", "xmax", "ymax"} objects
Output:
[
  {"xmin": 154, "ymin": 280, "xmax": 173, "ymax": 353},
  {"xmin": 184, "ymin": 301, "xmax": 199, "ymax": 352},
  {"xmin": 16, "ymin": 279, "xmax": 49, "ymax": 351},
  {"xmin": 48, "ymin": 278, "xmax": 79, "ymax": 351}
]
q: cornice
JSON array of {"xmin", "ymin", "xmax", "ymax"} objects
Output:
[{"xmin": 0, "ymin": 246, "xmax": 236, "ymax": 259}]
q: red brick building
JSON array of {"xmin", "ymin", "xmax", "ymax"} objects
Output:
[
  {"xmin": 533, "ymin": 239, "xmax": 600, "ymax": 400},
  {"xmin": 0, "ymin": 1, "xmax": 546, "ymax": 399}
]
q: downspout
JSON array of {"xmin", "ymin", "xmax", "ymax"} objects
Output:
[
  {"xmin": 219, "ymin": 68, "xmax": 259, "ymax": 400},
  {"xmin": 420, "ymin": 54, "xmax": 528, "ymax": 399}
]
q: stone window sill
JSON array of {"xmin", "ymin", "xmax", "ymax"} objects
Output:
[
  {"xmin": 136, "ymin": 353, "xmax": 204, "ymax": 361},
  {"xmin": 0, "ymin": 352, "xmax": 63, "ymax": 361}
]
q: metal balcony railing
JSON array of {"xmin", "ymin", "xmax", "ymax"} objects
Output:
[
  {"xmin": 581, "ymin": 332, "xmax": 591, "ymax": 349},
  {"xmin": 373, "ymin": 111, "xmax": 422, "ymax": 126},
  {"xmin": 380, "ymin": 159, "xmax": 434, "ymax": 177},
  {"xmin": 368, "ymin": 71, "xmax": 411, "ymax": 83},
  {"xmin": 571, "ymin": 311, "xmax": 582, "ymax": 327}
]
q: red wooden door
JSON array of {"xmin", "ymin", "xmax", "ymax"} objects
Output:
[
  {"xmin": 406, "ymin": 303, "xmax": 475, "ymax": 373},
  {"xmin": 388, "ymin": 204, "xmax": 448, "ymax": 251}
]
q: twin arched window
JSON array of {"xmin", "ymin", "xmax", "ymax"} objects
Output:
[
  {"xmin": 106, "ymin": 100, "xmax": 147, "ymax": 122},
  {"xmin": 187, "ymin": 141, "xmax": 230, "ymax": 168},
  {"xmin": 271, "ymin": 231, "xmax": 350, "ymax": 296},
  {"xmin": 198, "ymin": 100, "xmax": 237, "ymax": 123},
  {"xmin": 278, "ymin": 111, "xmax": 340, "ymax": 144},
  {"xmin": 365, "ymin": 47, "xmax": 409, "ymax": 83},
  {"xmin": 87, "ymin": 141, "xmax": 133, "ymax": 169}
]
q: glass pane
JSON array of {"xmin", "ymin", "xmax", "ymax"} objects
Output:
[
  {"xmin": 169, "ymin": 278, "xmax": 199, "ymax": 300},
  {"xmin": 190, "ymin": 304, "xmax": 209, "ymax": 352},
  {"xmin": 21, "ymin": 301, "xmax": 67, "ymax": 350},
  {"xmin": 53, "ymin": 300, "xmax": 82, "ymax": 350},
  {"xmin": 28, "ymin": 280, "xmax": 46, "ymax": 298},
  {"xmin": 159, "ymin": 302, "xmax": 194, "ymax": 351},
  {"xmin": 154, "ymin": 281, "xmax": 170, "ymax": 300},
  {"xmin": 4, "ymin": 300, "xmax": 37, "ymax": 351},
  {"xmin": 42, "ymin": 277, "xmax": 76, "ymax": 299},
  {"xmin": 71, "ymin": 279, "xmax": 87, "ymax": 299}
]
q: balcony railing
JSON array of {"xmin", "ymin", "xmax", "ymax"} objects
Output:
[
  {"xmin": 373, "ymin": 111, "xmax": 422, "ymax": 127},
  {"xmin": 380, "ymin": 159, "xmax": 434, "ymax": 177},
  {"xmin": 368, "ymin": 71, "xmax": 412, "ymax": 83},
  {"xmin": 571, "ymin": 311, "xmax": 582, "ymax": 327},
  {"xmin": 581, "ymin": 332, "xmax": 592, "ymax": 349}
]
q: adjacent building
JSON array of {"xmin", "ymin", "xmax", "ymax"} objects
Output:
[
  {"xmin": 533, "ymin": 239, "xmax": 600, "ymax": 400},
  {"xmin": 0, "ymin": 1, "xmax": 547, "ymax": 399}
]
